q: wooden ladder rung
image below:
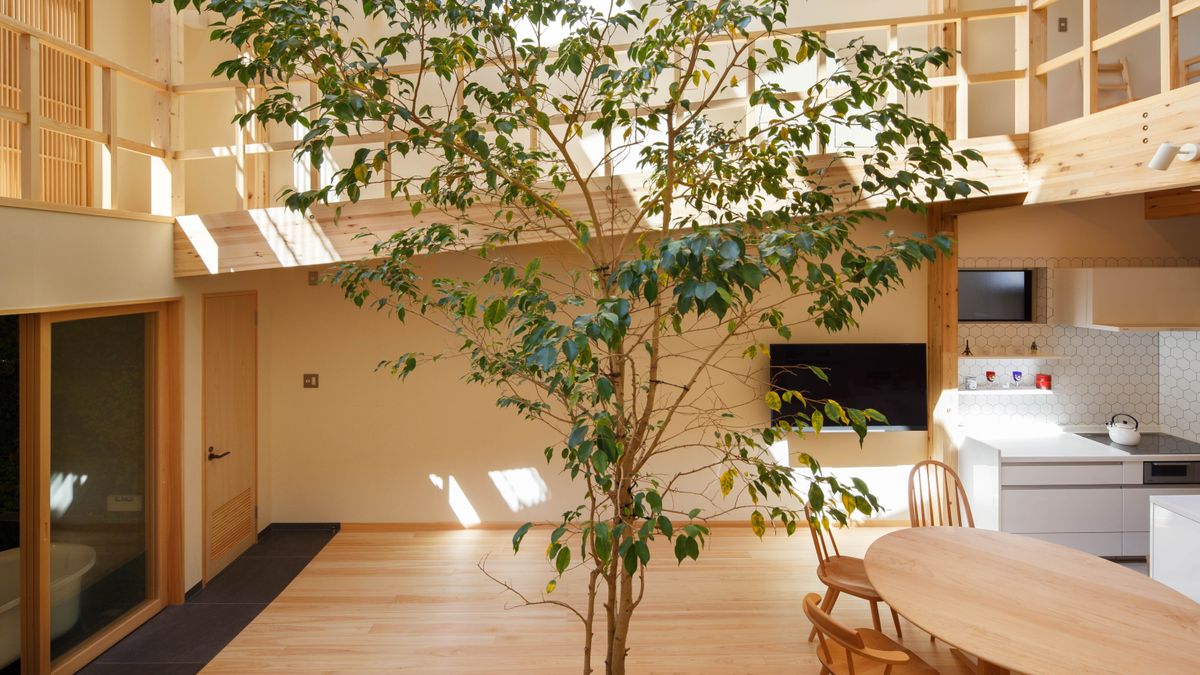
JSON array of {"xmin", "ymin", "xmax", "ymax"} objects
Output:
[
  {"xmin": 1098, "ymin": 84, "xmax": 1127, "ymax": 90},
  {"xmin": 1098, "ymin": 64, "xmax": 1123, "ymax": 72}
]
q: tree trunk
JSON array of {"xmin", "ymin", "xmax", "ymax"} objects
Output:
[{"xmin": 608, "ymin": 568, "xmax": 635, "ymax": 675}]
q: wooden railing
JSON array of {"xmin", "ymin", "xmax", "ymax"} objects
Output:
[
  {"xmin": 1029, "ymin": 0, "xmax": 1200, "ymax": 126},
  {"xmin": 1, "ymin": 2, "xmax": 1199, "ymax": 221}
]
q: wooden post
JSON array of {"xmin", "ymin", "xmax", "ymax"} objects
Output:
[
  {"xmin": 926, "ymin": 206, "xmax": 959, "ymax": 465},
  {"xmin": 308, "ymin": 82, "xmax": 321, "ymax": 192},
  {"xmin": 954, "ymin": 18, "xmax": 969, "ymax": 139},
  {"xmin": 18, "ymin": 33, "xmax": 41, "ymax": 201},
  {"xmin": 102, "ymin": 66, "xmax": 119, "ymax": 209},
  {"xmin": 1161, "ymin": 0, "xmax": 1179, "ymax": 93},
  {"xmin": 1082, "ymin": 0, "xmax": 1098, "ymax": 115},
  {"xmin": 234, "ymin": 85, "xmax": 249, "ymax": 209},
  {"xmin": 928, "ymin": 1, "xmax": 958, "ymax": 138},
  {"xmin": 151, "ymin": 2, "xmax": 184, "ymax": 216},
  {"xmin": 887, "ymin": 24, "xmax": 900, "ymax": 105},
  {"xmin": 1026, "ymin": 3, "xmax": 1048, "ymax": 131},
  {"xmin": 19, "ymin": 315, "xmax": 50, "ymax": 672},
  {"xmin": 816, "ymin": 31, "xmax": 828, "ymax": 154},
  {"xmin": 1014, "ymin": 3, "xmax": 1031, "ymax": 133}
]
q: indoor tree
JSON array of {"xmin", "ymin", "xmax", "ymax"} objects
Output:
[{"xmin": 160, "ymin": 0, "xmax": 985, "ymax": 671}]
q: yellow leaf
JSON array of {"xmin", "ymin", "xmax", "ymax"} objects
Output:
[
  {"xmin": 719, "ymin": 468, "xmax": 737, "ymax": 496},
  {"xmin": 546, "ymin": 579, "xmax": 557, "ymax": 594},
  {"xmin": 841, "ymin": 493, "xmax": 856, "ymax": 515},
  {"xmin": 750, "ymin": 510, "xmax": 766, "ymax": 538}
]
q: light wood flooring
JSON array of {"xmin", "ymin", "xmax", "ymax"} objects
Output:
[{"xmin": 204, "ymin": 526, "xmax": 974, "ymax": 674}]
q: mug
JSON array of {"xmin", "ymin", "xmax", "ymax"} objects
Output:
[
  {"xmin": 985, "ymin": 370, "xmax": 996, "ymax": 382},
  {"xmin": 965, "ymin": 376, "xmax": 979, "ymax": 390},
  {"xmin": 1012, "ymin": 370, "xmax": 1023, "ymax": 384},
  {"xmin": 1036, "ymin": 373, "xmax": 1052, "ymax": 390}
]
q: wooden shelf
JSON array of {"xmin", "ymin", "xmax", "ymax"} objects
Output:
[
  {"xmin": 959, "ymin": 388, "xmax": 1054, "ymax": 396},
  {"xmin": 959, "ymin": 354, "xmax": 1068, "ymax": 360}
]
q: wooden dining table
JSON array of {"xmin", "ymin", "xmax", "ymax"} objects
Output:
[{"xmin": 864, "ymin": 527, "xmax": 1200, "ymax": 674}]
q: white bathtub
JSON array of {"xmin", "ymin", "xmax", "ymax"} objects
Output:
[{"xmin": 0, "ymin": 543, "xmax": 97, "ymax": 669}]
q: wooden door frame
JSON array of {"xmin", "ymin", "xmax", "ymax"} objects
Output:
[
  {"xmin": 17, "ymin": 299, "xmax": 182, "ymax": 675},
  {"xmin": 200, "ymin": 290, "xmax": 258, "ymax": 584}
]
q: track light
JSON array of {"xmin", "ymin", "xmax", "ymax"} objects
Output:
[{"xmin": 1149, "ymin": 142, "xmax": 1200, "ymax": 171}]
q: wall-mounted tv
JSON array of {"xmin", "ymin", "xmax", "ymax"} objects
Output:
[
  {"xmin": 769, "ymin": 343, "xmax": 927, "ymax": 432},
  {"xmin": 959, "ymin": 269, "xmax": 1034, "ymax": 322}
]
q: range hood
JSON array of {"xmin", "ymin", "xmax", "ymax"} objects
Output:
[{"xmin": 1054, "ymin": 267, "xmax": 1200, "ymax": 332}]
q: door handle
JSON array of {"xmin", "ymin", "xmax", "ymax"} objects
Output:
[{"xmin": 207, "ymin": 446, "xmax": 231, "ymax": 461}]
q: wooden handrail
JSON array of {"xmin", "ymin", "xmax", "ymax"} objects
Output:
[
  {"xmin": 0, "ymin": 15, "xmax": 168, "ymax": 92},
  {"xmin": 172, "ymin": 6, "xmax": 1026, "ymax": 94}
]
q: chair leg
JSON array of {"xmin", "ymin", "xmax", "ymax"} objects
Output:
[
  {"xmin": 890, "ymin": 607, "xmax": 903, "ymax": 638},
  {"xmin": 869, "ymin": 600, "xmax": 882, "ymax": 631},
  {"xmin": 808, "ymin": 588, "xmax": 840, "ymax": 642}
]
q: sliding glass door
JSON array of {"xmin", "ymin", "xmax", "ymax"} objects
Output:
[{"xmin": 8, "ymin": 303, "xmax": 181, "ymax": 675}]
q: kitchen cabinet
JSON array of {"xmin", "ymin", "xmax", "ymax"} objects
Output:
[
  {"xmin": 1001, "ymin": 487, "xmax": 1122, "ymax": 533},
  {"xmin": 1150, "ymin": 496, "xmax": 1200, "ymax": 602},
  {"xmin": 1054, "ymin": 267, "xmax": 1200, "ymax": 331}
]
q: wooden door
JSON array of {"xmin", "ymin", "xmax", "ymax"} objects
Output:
[{"xmin": 203, "ymin": 292, "xmax": 257, "ymax": 581}]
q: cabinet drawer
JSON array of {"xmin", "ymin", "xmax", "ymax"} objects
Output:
[
  {"xmin": 1023, "ymin": 532, "xmax": 1124, "ymax": 557},
  {"xmin": 1122, "ymin": 532, "xmax": 1149, "ymax": 557},
  {"xmin": 1122, "ymin": 487, "xmax": 1200, "ymax": 532},
  {"xmin": 1001, "ymin": 463, "xmax": 1124, "ymax": 486},
  {"xmin": 1001, "ymin": 487, "xmax": 1123, "ymax": 533}
]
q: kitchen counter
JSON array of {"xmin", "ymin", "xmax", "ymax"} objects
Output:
[
  {"xmin": 1150, "ymin": 494, "xmax": 1200, "ymax": 523},
  {"xmin": 961, "ymin": 428, "xmax": 1200, "ymax": 463}
]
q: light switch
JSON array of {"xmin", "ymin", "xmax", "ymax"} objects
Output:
[
  {"xmin": 308, "ymin": 270, "xmax": 320, "ymax": 285},
  {"xmin": 303, "ymin": 373, "xmax": 320, "ymax": 388},
  {"xmin": 1058, "ymin": 18, "xmax": 1068, "ymax": 32}
]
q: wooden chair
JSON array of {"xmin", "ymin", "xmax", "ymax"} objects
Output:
[
  {"xmin": 803, "ymin": 592, "xmax": 937, "ymax": 675},
  {"xmin": 805, "ymin": 505, "xmax": 903, "ymax": 642},
  {"xmin": 908, "ymin": 459, "xmax": 974, "ymax": 528}
]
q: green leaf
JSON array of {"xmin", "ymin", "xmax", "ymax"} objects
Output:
[
  {"xmin": 807, "ymin": 483, "xmax": 825, "ymax": 512},
  {"xmin": 596, "ymin": 376, "xmax": 613, "ymax": 401},
  {"xmin": 765, "ymin": 390, "xmax": 782, "ymax": 412},
  {"xmin": 512, "ymin": 522, "xmax": 533, "ymax": 553},
  {"xmin": 555, "ymin": 545, "xmax": 571, "ymax": 575}
]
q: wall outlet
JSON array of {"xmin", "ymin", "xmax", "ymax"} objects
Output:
[
  {"xmin": 107, "ymin": 495, "xmax": 144, "ymax": 512},
  {"xmin": 307, "ymin": 270, "xmax": 320, "ymax": 286},
  {"xmin": 1058, "ymin": 17, "xmax": 1068, "ymax": 32},
  {"xmin": 303, "ymin": 373, "xmax": 320, "ymax": 388}
]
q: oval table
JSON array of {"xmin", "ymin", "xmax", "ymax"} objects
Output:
[{"xmin": 864, "ymin": 527, "xmax": 1200, "ymax": 674}]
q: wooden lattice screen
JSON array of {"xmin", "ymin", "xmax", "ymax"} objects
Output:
[{"xmin": 0, "ymin": 0, "xmax": 90, "ymax": 205}]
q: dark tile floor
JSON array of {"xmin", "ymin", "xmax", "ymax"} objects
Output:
[{"xmin": 78, "ymin": 525, "xmax": 337, "ymax": 675}]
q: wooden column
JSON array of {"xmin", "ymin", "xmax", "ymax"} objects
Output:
[
  {"xmin": 151, "ymin": 3, "xmax": 184, "ymax": 216},
  {"xmin": 1026, "ymin": 2, "xmax": 1048, "ymax": 131},
  {"xmin": 17, "ymin": 33, "xmax": 41, "ymax": 201},
  {"xmin": 101, "ymin": 67, "xmax": 119, "ymax": 209},
  {"xmin": 1161, "ymin": 0, "xmax": 1179, "ymax": 93},
  {"xmin": 928, "ymin": 0, "xmax": 959, "ymax": 138},
  {"xmin": 926, "ymin": 206, "xmax": 959, "ymax": 465},
  {"xmin": 19, "ymin": 314, "xmax": 50, "ymax": 673},
  {"xmin": 1082, "ymin": 0, "xmax": 1098, "ymax": 115},
  {"xmin": 954, "ymin": 18, "xmax": 969, "ymax": 139}
]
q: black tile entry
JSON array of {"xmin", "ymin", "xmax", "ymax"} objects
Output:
[{"xmin": 78, "ymin": 524, "xmax": 337, "ymax": 674}]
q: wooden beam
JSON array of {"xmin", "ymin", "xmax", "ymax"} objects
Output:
[
  {"xmin": 1035, "ymin": 46, "xmax": 1084, "ymax": 77},
  {"xmin": 1092, "ymin": 14, "xmax": 1160, "ymax": 52},
  {"xmin": 102, "ymin": 67, "xmax": 119, "ymax": 210},
  {"xmin": 928, "ymin": 0, "xmax": 958, "ymax": 139},
  {"xmin": 19, "ymin": 314, "xmax": 50, "ymax": 673},
  {"xmin": 1145, "ymin": 185, "xmax": 1200, "ymax": 219},
  {"xmin": 955, "ymin": 18, "xmax": 969, "ymax": 140},
  {"xmin": 0, "ymin": 14, "xmax": 168, "ymax": 92},
  {"xmin": 1174, "ymin": 0, "xmax": 1200, "ymax": 17},
  {"xmin": 1026, "ymin": 83, "xmax": 1200, "ymax": 203},
  {"xmin": 926, "ymin": 205, "xmax": 959, "ymax": 465},
  {"xmin": 18, "ymin": 34, "xmax": 41, "ymax": 201}
]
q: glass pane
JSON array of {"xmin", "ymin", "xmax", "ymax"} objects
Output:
[
  {"xmin": 0, "ymin": 315, "xmax": 19, "ymax": 674},
  {"xmin": 49, "ymin": 313, "xmax": 152, "ymax": 660}
]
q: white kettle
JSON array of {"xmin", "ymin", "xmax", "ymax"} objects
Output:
[{"xmin": 1106, "ymin": 413, "xmax": 1141, "ymax": 446}]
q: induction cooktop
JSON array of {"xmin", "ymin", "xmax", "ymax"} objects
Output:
[{"xmin": 1075, "ymin": 432, "xmax": 1200, "ymax": 455}]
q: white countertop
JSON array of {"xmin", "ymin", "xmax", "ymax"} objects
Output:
[
  {"xmin": 961, "ymin": 427, "xmax": 1200, "ymax": 462},
  {"xmin": 1151, "ymin": 495, "xmax": 1200, "ymax": 522}
]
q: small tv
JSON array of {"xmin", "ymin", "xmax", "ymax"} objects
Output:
[
  {"xmin": 769, "ymin": 343, "xmax": 927, "ymax": 432},
  {"xmin": 959, "ymin": 269, "xmax": 1034, "ymax": 322}
]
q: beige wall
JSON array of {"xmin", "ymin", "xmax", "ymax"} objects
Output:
[{"xmin": 958, "ymin": 194, "xmax": 1200, "ymax": 259}]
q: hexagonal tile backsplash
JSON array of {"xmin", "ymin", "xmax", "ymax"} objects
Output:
[
  {"xmin": 1160, "ymin": 332, "xmax": 1200, "ymax": 442},
  {"xmin": 958, "ymin": 256, "xmax": 1200, "ymax": 431}
]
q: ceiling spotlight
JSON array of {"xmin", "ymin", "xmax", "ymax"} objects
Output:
[{"xmin": 1149, "ymin": 142, "xmax": 1200, "ymax": 171}]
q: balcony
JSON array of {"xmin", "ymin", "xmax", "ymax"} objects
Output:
[{"xmin": 1, "ymin": 2, "xmax": 1199, "ymax": 276}]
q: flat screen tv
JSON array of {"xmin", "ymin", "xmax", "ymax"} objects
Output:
[
  {"xmin": 959, "ymin": 269, "xmax": 1034, "ymax": 322},
  {"xmin": 769, "ymin": 343, "xmax": 927, "ymax": 432}
]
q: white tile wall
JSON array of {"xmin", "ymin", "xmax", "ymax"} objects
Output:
[
  {"xmin": 957, "ymin": 256, "xmax": 1199, "ymax": 428},
  {"xmin": 1160, "ymin": 332, "xmax": 1200, "ymax": 442}
]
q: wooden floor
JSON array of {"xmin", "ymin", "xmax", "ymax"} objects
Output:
[{"xmin": 204, "ymin": 527, "xmax": 974, "ymax": 674}]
